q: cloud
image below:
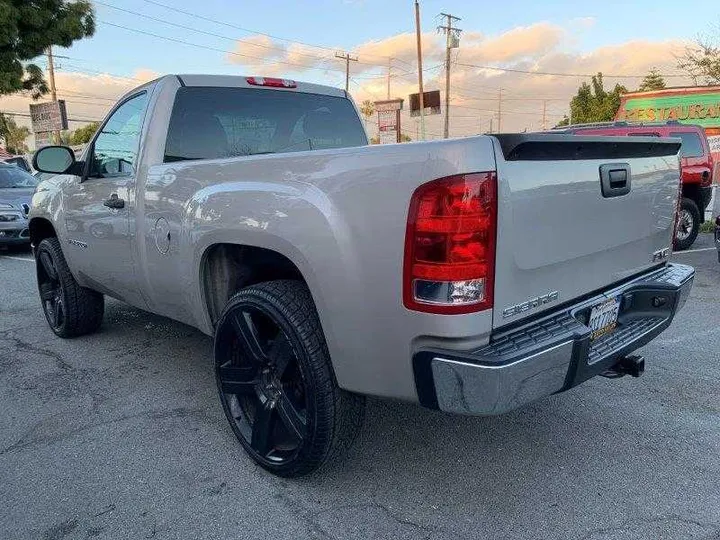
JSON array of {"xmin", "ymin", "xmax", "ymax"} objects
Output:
[
  {"xmin": 354, "ymin": 32, "xmax": 444, "ymax": 69},
  {"xmin": 0, "ymin": 68, "xmax": 157, "ymax": 149},
  {"xmin": 461, "ymin": 22, "xmax": 566, "ymax": 63}
]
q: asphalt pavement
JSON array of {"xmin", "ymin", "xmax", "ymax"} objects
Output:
[{"xmin": 1, "ymin": 236, "xmax": 719, "ymax": 540}]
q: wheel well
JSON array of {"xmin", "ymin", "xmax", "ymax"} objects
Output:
[
  {"xmin": 682, "ymin": 183, "xmax": 700, "ymax": 203},
  {"xmin": 29, "ymin": 218, "xmax": 57, "ymax": 247},
  {"xmin": 202, "ymin": 243, "xmax": 305, "ymax": 325}
]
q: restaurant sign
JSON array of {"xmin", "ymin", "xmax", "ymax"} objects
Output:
[{"xmin": 616, "ymin": 90, "xmax": 720, "ymax": 127}]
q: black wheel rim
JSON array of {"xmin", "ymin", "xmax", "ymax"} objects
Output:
[
  {"xmin": 215, "ymin": 305, "xmax": 309, "ymax": 466},
  {"xmin": 37, "ymin": 249, "xmax": 64, "ymax": 330}
]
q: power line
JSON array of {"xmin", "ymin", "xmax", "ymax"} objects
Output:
[
  {"xmin": 96, "ymin": 2, "xmax": 335, "ymax": 66},
  {"xmin": 456, "ymin": 62, "xmax": 688, "ymax": 79},
  {"xmin": 97, "ymin": 20, "xmax": 349, "ymax": 74},
  {"xmin": 451, "ymin": 103, "xmax": 565, "ymax": 117},
  {"xmin": 0, "ymin": 110, "xmax": 102, "ymax": 123},
  {"xmin": 57, "ymin": 63, "xmax": 148, "ymax": 83},
  {"xmin": 453, "ymin": 92, "xmax": 567, "ymax": 102},
  {"xmin": 54, "ymin": 89, "xmax": 121, "ymax": 101},
  {"xmin": 136, "ymin": 0, "xmax": 413, "ymax": 69}
]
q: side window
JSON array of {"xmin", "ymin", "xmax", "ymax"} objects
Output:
[
  {"xmin": 91, "ymin": 92, "xmax": 148, "ymax": 177},
  {"xmin": 669, "ymin": 132, "xmax": 704, "ymax": 158}
]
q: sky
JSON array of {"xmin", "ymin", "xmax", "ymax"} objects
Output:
[{"xmin": 1, "ymin": 0, "xmax": 716, "ymax": 145}]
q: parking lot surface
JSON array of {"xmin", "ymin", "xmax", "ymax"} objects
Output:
[{"xmin": 1, "ymin": 236, "xmax": 719, "ymax": 540}]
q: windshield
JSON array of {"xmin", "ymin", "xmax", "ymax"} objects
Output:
[
  {"xmin": 164, "ymin": 87, "xmax": 367, "ymax": 162},
  {"xmin": 0, "ymin": 165, "xmax": 39, "ymax": 188}
]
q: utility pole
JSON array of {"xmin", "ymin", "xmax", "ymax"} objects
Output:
[
  {"xmin": 335, "ymin": 51, "xmax": 358, "ymax": 92},
  {"xmin": 542, "ymin": 99, "xmax": 547, "ymax": 130},
  {"xmin": 489, "ymin": 117, "xmax": 494, "ymax": 134},
  {"xmin": 387, "ymin": 58, "xmax": 391, "ymax": 99},
  {"xmin": 497, "ymin": 88, "xmax": 503, "ymax": 133},
  {"xmin": 46, "ymin": 46, "xmax": 60, "ymax": 144},
  {"xmin": 438, "ymin": 12, "xmax": 461, "ymax": 139},
  {"xmin": 414, "ymin": 0, "xmax": 426, "ymax": 140}
]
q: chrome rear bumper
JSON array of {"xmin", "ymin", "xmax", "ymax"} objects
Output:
[{"xmin": 413, "ymin": 263, "xmax": 694, "ymax": 415}]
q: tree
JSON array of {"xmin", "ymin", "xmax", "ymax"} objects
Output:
[
  {"xmin": 69, "ymin": 121, "xmax": 99, "ymax": 145},
  {"xmin": 638, "ymin": 69, "xmax": 666, "ymax": 92},
  {"xmin": 359, "ymin": 100, "xmax": 375, "ymax": 122},
  {"xmin": 0, "ymin": 114, "xmax": 30, "ymax": 154},
  {"xmin": 562, "ymin": 73, "xmax": 627, "ymax": 125},
  {"xmin": 0, "ymin": 1, "xmax": 95, "ymax": 99},
  {"xmin": 677, "ymin": 40, "xmax": 720, "ymax": 85}
]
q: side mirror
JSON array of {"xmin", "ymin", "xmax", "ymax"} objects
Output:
[{"xmin": 33, "ymin": 146, "xmax": 81, "ymax": 175}]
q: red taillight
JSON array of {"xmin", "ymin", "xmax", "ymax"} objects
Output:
[
  {"xmin": 403, "ymin": 172, "xmax": 497, "ymax": 314},
  {"xmin": 246, "ymin": 77, "xmax": 297, "ymax": 88}
]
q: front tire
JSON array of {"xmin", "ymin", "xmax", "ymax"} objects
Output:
[
  {"xmin": 674, "ymin": 197, "xmax": 700, "ymax": 251},
  {"xmin": 35, "ymin": 237, "xmax": 104, "ymax": 338},
  {"xmin": 214, "ymin": 280, "xmax": 365, "ymax": 477}
]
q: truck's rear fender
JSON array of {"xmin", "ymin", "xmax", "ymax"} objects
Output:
[{"xmin": 185, "ymin": 179, "xmax": 362, "ymax": 366}]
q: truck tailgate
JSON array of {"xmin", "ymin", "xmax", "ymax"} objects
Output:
[{"xmin": 491, "ymin": 134, "xmax": 682, "ymax": 330}]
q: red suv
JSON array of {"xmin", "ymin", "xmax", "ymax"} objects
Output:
[{"xmin": 559, "ymin": 121, "xmax": 714, "ymax": 250}]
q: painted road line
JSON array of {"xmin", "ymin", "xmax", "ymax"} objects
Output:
[
  {"xmin": 673, "ymin": 247, "xmax": 716, "ymax": 255},
  {"xmin": 1, "ymin": 256, "xmax": 33, "ymax": 262}
]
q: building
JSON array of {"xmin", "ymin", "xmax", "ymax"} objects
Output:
[{"xmin": 615, "ymin": 86, "xmax": 720, "ymax": 161}]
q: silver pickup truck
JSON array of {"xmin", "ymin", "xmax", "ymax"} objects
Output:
[{"xmin": 29, "ymin": 74, "xmax": 694, "ymax": 476}]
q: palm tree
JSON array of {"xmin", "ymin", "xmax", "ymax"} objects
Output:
[
  {"xmin": 359, "ymin": 100, "xmax": 375, "ymax": 125},
  {"xmin": 0, "ymin": 114, "xmax": 30, "ymax": 154}
]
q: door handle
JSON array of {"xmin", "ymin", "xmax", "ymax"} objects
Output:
[
  {"xmin": 103, "ymin": 194, "xmax": 125, "ymax": 209},
  {"xmin": 599, "ymin": 163, "xmax": 631, "ymax": 198}
]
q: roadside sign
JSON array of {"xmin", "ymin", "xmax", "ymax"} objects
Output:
[
  {"xmin": 29, "ymin": 100, "xmax": 68, "ymax": 133},
  {"xmin": 374, "ymin": 99, "xmax": 404, "ymax": 144},
  {"xmin": 409, "ymin": 90, "xmax": 441, "ymax": 117}
]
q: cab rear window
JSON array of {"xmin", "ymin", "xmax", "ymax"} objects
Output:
[
  {"xmin": 164, "ymin": 87, "xmax": 367, "ymax": 162},
  {"xmin": 669, "ymin": 132, "xmax": 704, "ymax": 158}
]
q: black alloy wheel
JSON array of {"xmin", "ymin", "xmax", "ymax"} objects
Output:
[
  {"xmin": 216, "ymin": 305, "xmax": 308, "ymax": 465},
  {"xmin": 37, "ymin": 248, "xmax": 65, "ymax": 331},
  {"xmin": 35, "ymin": 237, "xmax": 104, "ymax": 338},
  {"xmin": 214, "ymin": 280, "xmax": 365, "ymax": 477}
]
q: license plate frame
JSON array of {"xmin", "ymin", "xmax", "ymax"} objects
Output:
[{"xmin": 588, "ymin": 296, "xmax": 620, "ymax": 340}]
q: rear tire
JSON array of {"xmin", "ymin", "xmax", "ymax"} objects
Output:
[
  {"xmin": 35, "ymin": 237, "xmax": 104, "ymax": 338},
  {"xmin": 674, "ymin": 197, "xmax": 700, "ymax": 251},
  {"xmin": 214, "ymin": 280, "xmax": 365, "ymax": 477}
]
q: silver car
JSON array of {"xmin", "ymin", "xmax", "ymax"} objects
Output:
[{"xmin": 0, "ymin": 163, "xmax": 37, "ymax": 247}]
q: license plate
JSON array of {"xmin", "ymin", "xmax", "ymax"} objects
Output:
[{"xmin": 588, "ymin": 297, "xmax": 620, "ymax": 340}]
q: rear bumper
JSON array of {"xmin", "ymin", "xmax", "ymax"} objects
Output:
[{"xmin": 413, "ymin": 263, "xmax": 694, "ymax": 415}]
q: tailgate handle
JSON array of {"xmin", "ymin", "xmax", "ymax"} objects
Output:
[{"xmin": 599, "ymin": 163, "xmax": 631, "ymax": 198}]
